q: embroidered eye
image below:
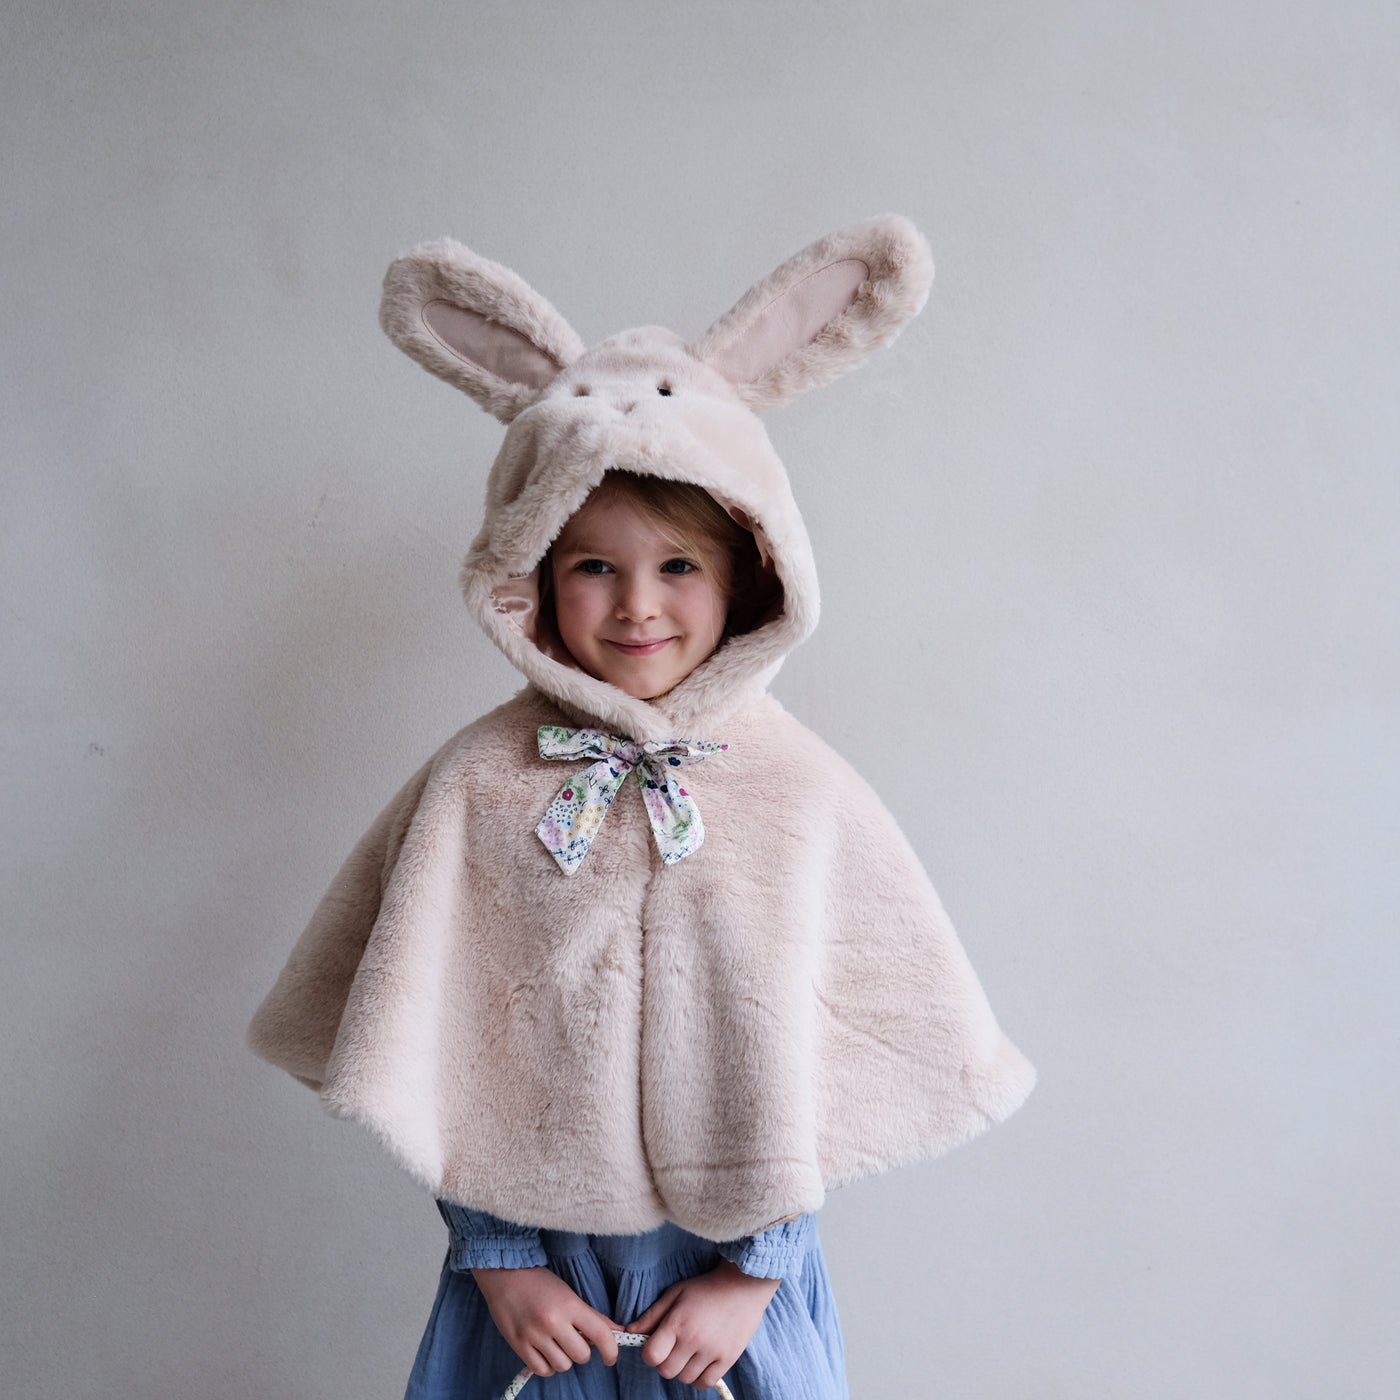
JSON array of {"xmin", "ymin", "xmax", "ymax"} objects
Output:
[
  {"xmin": 573, "ymin": 385, "xmax": 591, "ymax": 397},
  {"xmin": 656, "ymin": 383, "xmax": 672, "ymax": 396}
]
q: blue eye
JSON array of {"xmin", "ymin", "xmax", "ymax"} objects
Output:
[
  {"xmin": 661, "ymin": 559, "xmax": 697, "ymax": 575},
  {"xmin": 576, "ymin": 559, "xmax": 611, "ymax": 575}
]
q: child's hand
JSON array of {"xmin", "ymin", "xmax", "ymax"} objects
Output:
[
  {"xmin": 471, "ymin": 1265, "xmax": 621, "ymax": 1377},
  {"xmin": 629, "ymin": 1258, "xmax": 781, "ymax": 1390}
]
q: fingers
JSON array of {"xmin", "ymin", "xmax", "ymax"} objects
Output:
[
  {"xmin": 633, "ymin": 1266, "xmax": 758, "ymax": 1387},
  {"xmin": 541, "ymin": 1324, "xmax": 602, "ymax": 1373},
  {"xmin": 530, "ymin": 1314, "xmax": 614, "ymax": 1374},
  {"xmin": 479, "ymin": 1266, "xmax": 624, "ymax": 1375},
  {"xmin": 664, "ymin": 1345, "xmax": 730, "ymax": 1387},
  {"xmin": 656, "ymin": 1346, "xmax": 728, "ymax": 1388},
  {"xmin": 522, "ymin": 1346, "xmax": 555, "ymax": 1378},
  {"xmin": 562, "ymin": 1326, "xmax": 596, "ymax": 1368},
  {"xmin": 641, "ymin": 1321, "xmax": 677, "ymax": 1371},
  {"xmin": 643, "ymin": 1326, "xmax": 720, "ymax": 1385},
  {"xmin": 694, "ymin": 1358, "xmax": 730, "ymax": 1390},
  {"xmin": 676, "ymin": 1348, "xmax": 712, "ymax": 1386},
  {"xmin": 637, "ymin": 1282, "xmax": 692, "ymax": 1375},
  {"xmin": 630, "ymin": 1281, "xmax": 681, "ymax": 1336},
  {"xmin": 658, "ymin": 1340, "xmax": 700, "ymax": 1383},
  {"xmin": 576, "ymin": 1310, "xmax": 620, "ymax": 1366}
]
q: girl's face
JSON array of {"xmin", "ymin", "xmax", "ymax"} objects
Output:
[{"xmin": 551, "ymin": 491, "xmax": 731, "ymax": 700}]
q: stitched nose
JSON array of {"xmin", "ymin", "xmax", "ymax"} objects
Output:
[{"xmin": 618, "ymin": 400, "xmax": 638, "ymax": 414}]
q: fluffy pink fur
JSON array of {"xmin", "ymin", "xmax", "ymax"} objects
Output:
[
  {"xmin": 248, "ymin": 217, "xmax": 1033, "ymax": 1240},
  {"xmin": 380, "ymin": 240, "xmax": 586, "ymax": 423},
  {"xmin": 690, "ymin": 215, "xmax": 934, "ymax": 412},
  {"xmin": 248, "ymin": 689, "xmax": 1035, "ymax": 1239}
]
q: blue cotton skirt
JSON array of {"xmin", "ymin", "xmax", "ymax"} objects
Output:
[{"xmin": 403, "ymin": 1221, "xmax": 848, "ymax": 1400}]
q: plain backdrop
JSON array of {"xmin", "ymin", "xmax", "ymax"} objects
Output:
[{"xmin": 3, "ymin": 2, "xmax": 1397, "ymax": 1396}]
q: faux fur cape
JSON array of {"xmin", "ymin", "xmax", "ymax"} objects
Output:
[{"xmin": 248, "ymin": 217, "xmax": 1035, "ymax": 1240}]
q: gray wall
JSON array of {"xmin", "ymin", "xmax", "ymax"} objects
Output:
[{"xmin": 4, "ymin": 2, "xmax": 1397, "ymax": 1396}]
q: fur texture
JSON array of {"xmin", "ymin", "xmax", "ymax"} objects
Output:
[
  {"xmin": 248, "ymin": 218, "xmax": 1033, "ymax": 1240},
  {"xmin": 380, "ymin": 240, "xmax": 586, "ymax": 423},
  {"xmin": 248, "ymin": 688, "xmax": 1035, "ymax": 1239},
  {"xmin": 690, "ymin": 215, "xmax": 934, "ymax": 412}
]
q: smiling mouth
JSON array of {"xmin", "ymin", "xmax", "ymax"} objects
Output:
[{"xmin": 605, "ymin": 637, "xmax": 675, "ymax": 657}]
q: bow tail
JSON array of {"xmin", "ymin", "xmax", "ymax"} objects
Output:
[
  {"xmin": 535, "ymin": 759, "xmax": 629, "ymax": 876},
  {"xmin": 637, "ymin": 763, "xmax": 707, "ymax": 865}
]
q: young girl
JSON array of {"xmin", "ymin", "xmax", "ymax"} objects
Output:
[{"xmin": 248, "ymin": 217, "xmax": 1035, "ymax": 1399}]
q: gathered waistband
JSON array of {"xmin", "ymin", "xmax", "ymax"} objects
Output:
[
  {"xmin": 537, "ymin": 1220, "xmax": 719, "ymax": 1271},
  {"xmin": 536, "ymin": 1212, "xmax": 815, "ymax": 1273}
]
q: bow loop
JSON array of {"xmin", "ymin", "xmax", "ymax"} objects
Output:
[{"xmin": 535, "ymin": 726, "xmax": 728, "ymax": 875}]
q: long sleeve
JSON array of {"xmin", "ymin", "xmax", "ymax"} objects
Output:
[
  {"xmin": 437, "ymin": 1200, "xmax": 549, "ymax": 1271},
  {"xmin": 437, "ymin": 1200, "xmax": 816, "ymax": 1279},
  {"xmin": 716, "ymin": 1213, "xmax": 816, "ymax": 1279}
]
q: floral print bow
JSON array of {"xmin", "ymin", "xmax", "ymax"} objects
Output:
[{"xmin": 534, "ymin": 725, "xmax": 728, "ymax": 875}]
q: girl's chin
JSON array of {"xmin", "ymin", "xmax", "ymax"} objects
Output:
[
  {"xmin": 621, "ymin": 675, "xmax": 678, "ymax": 701},
  {"xmin": 567, "ymin": 640, "xmax": 724, "ymax": 704},
  {"xmin": 610, "ymin": 664, "xmax": 686, "ymax": 702}
]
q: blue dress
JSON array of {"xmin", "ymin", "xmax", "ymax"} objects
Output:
[{"xmin": 404, "ymin": 1205, "xmax": 848, "ymax": 1400}]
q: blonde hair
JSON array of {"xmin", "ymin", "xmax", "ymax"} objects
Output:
[{"xmin": 541, "ymin": 470, "xmax": 781, "ymax": 641}]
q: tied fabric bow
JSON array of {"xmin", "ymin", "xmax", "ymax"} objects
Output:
[{"xmin": 535, "ymin": 725, "xmax": 728, "ymax": 876}]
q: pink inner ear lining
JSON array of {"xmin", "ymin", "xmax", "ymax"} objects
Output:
[
  {"xmin": 707, "ymin": 258, "xmax": 870, "ymax": 386},
  {"xmin": 422, "ymin": 300, "xmax": 563, "ymax": 390}
]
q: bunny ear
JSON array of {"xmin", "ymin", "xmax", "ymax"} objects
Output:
[
  {"xmin": 380, "ymin": 239, "xmax": 586, "ymax": 424},
  {"xmin": 690, "ymin": 215, "xmax": 933, "ymax": 413}
]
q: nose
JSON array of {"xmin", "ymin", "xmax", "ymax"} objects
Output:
[{"xmin": 615, "ymin": 572, "xmax": 660, "ymax": 621}]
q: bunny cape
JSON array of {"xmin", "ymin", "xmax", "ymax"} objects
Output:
[{"xmin": 247, "ymin": 217, "xmax": 1035, "ymax": 1240}]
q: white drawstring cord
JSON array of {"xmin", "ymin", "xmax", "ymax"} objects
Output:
[{"xmin": 500, "ymin": 1329, "xmax": 736, "ymax": 1400}]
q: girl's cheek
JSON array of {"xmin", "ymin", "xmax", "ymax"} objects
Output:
[{"xmin": 679, "ymin": 573, "xmax": 727, "ymax": 604}]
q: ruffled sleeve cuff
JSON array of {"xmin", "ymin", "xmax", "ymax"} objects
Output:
[
  {"xmin": 436, "ymin": 1200, "xmax": 549, "ymax": 1271},
  {"xmin": 716, "ymin": 1213, "xmax": 815, "ymax": 1280}
]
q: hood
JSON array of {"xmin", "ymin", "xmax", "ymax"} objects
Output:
[{"xmin": 379, "ymin": 216, "xmax": 933, "ymax": 741}]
